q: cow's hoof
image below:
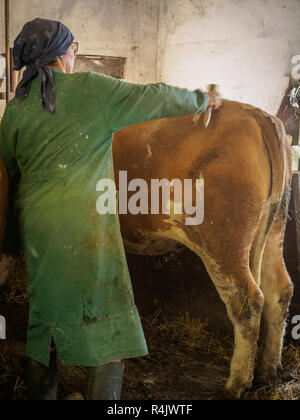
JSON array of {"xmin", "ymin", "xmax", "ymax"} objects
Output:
[
  {"xmin": 224, "ymin": 384, "xmax": 244, "ymax": 400},
  {"xmin": 255, "ymin": 364, "xmax": 281, "ymax": 384},
  {"xmin": 224, "ymin": 375, "xmax": 253, "ymax": 400},
  {"xmin": 62, "ymin": 393, "xmax": 85, "ymax": 400}
]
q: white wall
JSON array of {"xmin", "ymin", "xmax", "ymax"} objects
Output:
[
  {"xmin": 1, "ymin": 0, "xmax": 300, "ymax": 116},
  {"xmin": 0, "ymin": 0, "xmax": 160, "ymax": 115},
  {"xmin": 157, "ymin": 0, "xmax": 300, "ymax": 114}
]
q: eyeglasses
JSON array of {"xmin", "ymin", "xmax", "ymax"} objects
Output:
[{"xmin": 71, "ymin": 41, "xmax": 79, "ymax": 55}]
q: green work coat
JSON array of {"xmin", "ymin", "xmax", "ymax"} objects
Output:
[{"xmin": 0, "ymin": 70, "xmax": 207, "ymax": 367}]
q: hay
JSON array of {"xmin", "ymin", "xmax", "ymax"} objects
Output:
[
  {"xmin": 143, "ymin": 310, "xmax": 232, "ymax": 362},
  {"xmin": 1, "ymin": 257, "xmax": 300, "ymax": 400},
  {"xmin": 0, "ymin": 255, "xmax": 28, "ymax": 305},
  {"xmin": 0, "ymin": 343, "xmax": 27, "ymax": 400},
  {"xmin": 0, "ymin": 310, "xmax": 300, "ymax": 400}
]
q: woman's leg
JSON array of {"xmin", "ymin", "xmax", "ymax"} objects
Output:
[
  {"xmin": 86, "ymin": 360, "xmax": 125, "ymax": 400},
  {"xmin": 27, "ymin": 346, "xmax": 58, "ymax": 400}
]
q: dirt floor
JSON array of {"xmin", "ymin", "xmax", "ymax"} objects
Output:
[{"xmin": 0, "ymin": 248, "xmax": 300, "ymax": 401}]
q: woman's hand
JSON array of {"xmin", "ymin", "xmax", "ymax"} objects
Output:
[{"xmin": 207, "ymin": 91, "xmax": 222, "ymax": 109}]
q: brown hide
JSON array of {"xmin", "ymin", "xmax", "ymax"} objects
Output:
[{"xmin": 113, "ymin": 100, "xmax": 288, "ymax": 264}]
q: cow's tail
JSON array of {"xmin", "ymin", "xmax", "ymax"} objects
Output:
[{"xmin": 245, "ymin": 107, "xmax": 291, "ymax": 284}]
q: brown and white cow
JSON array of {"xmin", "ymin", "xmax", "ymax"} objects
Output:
[
  {"xmin": 113, "ymin": 99, "xmax": 293, "ymax": 399},
  {"xmin": 0, "ymin": 99, "xmax": 293, "ymax": 399}
]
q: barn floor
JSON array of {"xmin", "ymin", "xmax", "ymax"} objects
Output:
[{"xmin": 1, "ymin": 255, "xmax": 300, "ymax": 401}]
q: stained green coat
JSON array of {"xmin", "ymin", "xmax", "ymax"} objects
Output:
[{"xmin": 0, "ymin": 70, "xmax": 207, "ymax": 367}]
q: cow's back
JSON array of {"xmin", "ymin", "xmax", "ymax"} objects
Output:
[{"xmin": 113, "ymin": 100, "xmax": 289, "ymax": 258}]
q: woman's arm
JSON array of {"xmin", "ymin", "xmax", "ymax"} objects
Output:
[{"xmin": 89, "ymin": 72, "xmax": 209, "ymax": 132}]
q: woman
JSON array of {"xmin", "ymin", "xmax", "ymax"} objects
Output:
[{"xmin": 0, "ymin": 18, "xmax": 221, "ymax": 400}]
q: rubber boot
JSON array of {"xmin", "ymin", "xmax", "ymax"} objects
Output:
[
  {"xmin": 86, "ymin": 362, "xmax": 125, "ymax": 400},
  {"xmin": 27, "ymin": 349, "xmax": 58, "ymax": 400}
]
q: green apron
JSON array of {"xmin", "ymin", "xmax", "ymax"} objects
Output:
[{"xmin": 0, "ymin": 70, "xmax": 207, "ymax": 367}]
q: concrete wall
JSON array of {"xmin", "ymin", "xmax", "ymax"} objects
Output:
[
  {"xmin": 157, "ymin": 0, "xmax": 300, "ymax": 114},
  {"xmin": 1, "ymin": 0, "xmax": 300, "ymax": 115}
]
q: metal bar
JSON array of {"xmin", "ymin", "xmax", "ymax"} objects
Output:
[{"xmin": 5, "ymin": 0, "xmax": 10, "ymax": 103}]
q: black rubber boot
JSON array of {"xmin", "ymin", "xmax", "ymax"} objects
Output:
[
  {"xmin": 86, "ymin": 362, "xmax": 125, "ymax": 400},
  {"xmin": 27, "ymin": 349, "xmax": 58, "ymax": 400}
]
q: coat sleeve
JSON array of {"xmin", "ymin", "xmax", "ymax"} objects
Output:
[
  {"xmin": 88, "ymin": 72, "xmax": 208, "ymax": 132},
  {"xmin": 0, "ymin": 109, "xmax": 21, "ymax": 254}
]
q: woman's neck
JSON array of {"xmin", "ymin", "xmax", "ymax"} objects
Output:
[{"xmin": 47, "ymin": 63, "xmax": 65, "ymax": 73}]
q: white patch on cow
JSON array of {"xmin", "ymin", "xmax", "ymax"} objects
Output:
[
  {"xmin": 0, "ymin": 255, "xmax": 17, "ymax": 287},
  {"xmin": 192, "ymin": 113, "xmax": 202, "ymax": 126},
  {"xmin": 146, "ymin": 144, "xmax": 152, "ymax": 159},
  {"xmin": 155, "ymin": 221, "xmax": 223, "ymax": 279},
  {"xmin": 157, "ymin": 222, "xmax": 201, "ymax": 253}
]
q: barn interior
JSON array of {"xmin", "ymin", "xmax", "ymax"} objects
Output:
[{"xmin": 0, "ymin": 0, "xmax": 300, "ymax": 401}]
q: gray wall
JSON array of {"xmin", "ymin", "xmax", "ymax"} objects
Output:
[
  {"xmin": 1, "ymin": 0, "xmax": 300, "ymax": 116},
  {"xmin": 157, "ymin": 0, "xmax": 300, "ymax": 114}
]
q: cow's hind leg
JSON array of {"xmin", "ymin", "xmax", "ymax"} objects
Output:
[
  {"xmin": 257, "ymin": 197, "xmax": 294, "ymax": 381},
  {"xmin": 212, "ymin": 269, "xmax": 264, "ymax": 398},
  {"xmin": 196, "ymin": 251, "xmax": 265, "ymax": 399}
]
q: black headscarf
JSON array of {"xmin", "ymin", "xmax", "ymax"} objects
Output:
[{"xmin": 13, "ymin": 18, "xmax": 74, "ymax": 114}]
